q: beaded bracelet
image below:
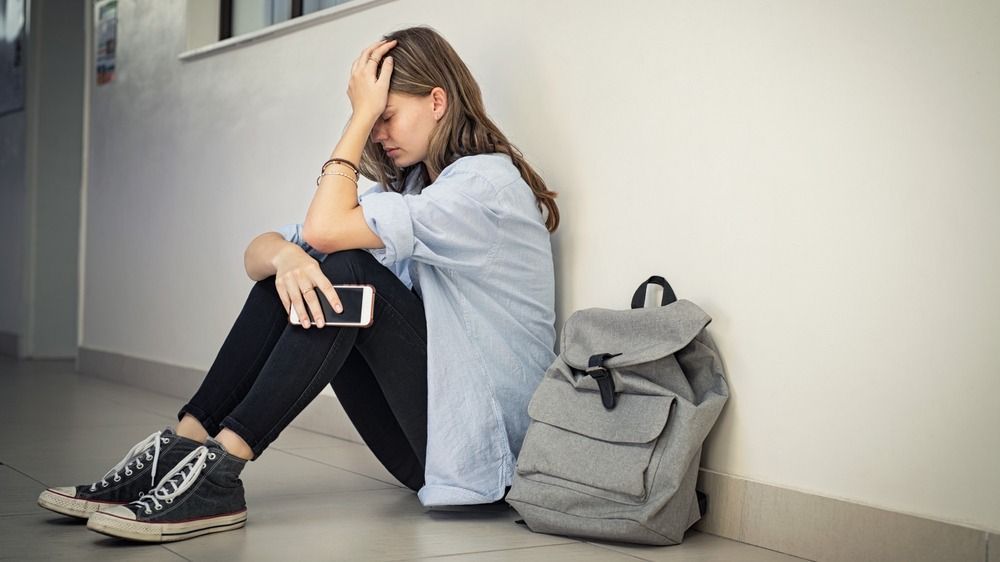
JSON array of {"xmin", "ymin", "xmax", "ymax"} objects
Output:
[
  {"xmin": 316, "ymin": 170, "xmax": 358, "ymax": 186},
  {"xmin": 320, "ymin": 161, "xmax": 359, "ymax": 185}
]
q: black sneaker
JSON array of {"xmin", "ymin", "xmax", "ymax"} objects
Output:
[
  {"xmin": 86, "ymin": 439, "xmax": 247, "ymax": 543},
  {"xmin": 37, "ymin": 428, "xmax": 202, "ymax": 519}
]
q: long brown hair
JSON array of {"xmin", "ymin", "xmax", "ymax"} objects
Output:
[{"xmin": 357, "ymin": 26, "xmax": 560, "ymax": 232}]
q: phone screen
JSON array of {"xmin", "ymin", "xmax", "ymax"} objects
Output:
[{"xmin": 308, "ymin": 286, "xmax": 365, "ymax": 324}]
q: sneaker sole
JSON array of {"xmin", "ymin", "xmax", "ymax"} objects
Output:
[
  {"xmin": 37, "ymin": 489, "xmax": 125, "ymax": 520},
  {"xmin": 86, "ymin": 509, "xmax": 248, "ymax": 543}
]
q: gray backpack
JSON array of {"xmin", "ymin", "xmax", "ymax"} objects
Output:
[{"xmin": 506, "ymin": 276, "xmax": 730, "ymax": 545}]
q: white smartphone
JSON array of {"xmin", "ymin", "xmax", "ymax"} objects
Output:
[{"xmin": 289, "ymin": 284, "xmax": 375, "ymax": 328}]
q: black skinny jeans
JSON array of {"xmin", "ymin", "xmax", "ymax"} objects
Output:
[{"xmin": 178, "ymin": 249, "xmax": 428, "ymax": 492}]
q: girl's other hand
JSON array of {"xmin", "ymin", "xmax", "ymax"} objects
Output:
[
  {"xmin": 347, "ymin": 38, "xmax": 397, "ymax": 122},
  {"xmin": 272, "ymin": 245, "xmax": 342, "ymax": 329}
]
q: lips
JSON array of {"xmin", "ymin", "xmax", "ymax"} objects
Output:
[{"xmin": 385, "ymin": 148, "xmax": 399, "ymax": 156}]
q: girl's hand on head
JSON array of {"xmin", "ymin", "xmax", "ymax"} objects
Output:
[
  {"xmin": 348, "ymin": 38, "xmax": 397, "ymax": 124},
  {"xmin": 272, "ymin": 245, "xmax": 343, "ymax": 330}
]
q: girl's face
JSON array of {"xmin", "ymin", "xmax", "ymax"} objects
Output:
[{"xmin": 370, "ymin": 89, "xmax": 445, "ymax": 171}]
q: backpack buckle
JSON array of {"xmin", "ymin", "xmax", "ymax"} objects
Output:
[
  {"xmin": 586, "ymin": 353, "xmax": 622, "ymax": 410},
  {"xmin": 586, "ymin": 366, "xmax": 617, "ymax": 410}
]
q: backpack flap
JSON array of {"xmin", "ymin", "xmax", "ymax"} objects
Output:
[
  {"xmin": 527, "ymin": 376, "xmax": 673, "ymax": 443},
  {"xmin": 521, "ymin": 374, "xmax": 677, "ymax": 497},
  {"xmin": 561, "ymin": 299, "xmax": 711, "ymax": 373}
]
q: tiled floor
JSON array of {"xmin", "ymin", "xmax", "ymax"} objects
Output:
[{"xmin": 0, "ymin": 356, "xmax": 808, "ymax": 561}]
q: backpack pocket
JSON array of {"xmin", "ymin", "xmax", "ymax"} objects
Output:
[{"xmin": 516, "ymin": 375, "xmax": 675, "ymax": 499}]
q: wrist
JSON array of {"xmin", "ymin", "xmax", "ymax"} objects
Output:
[
  {"xmin": 271, "ymin": 242, "xmax": 303, "ymax": 269},
  {"xmin": 349, "ymin": 112, "xmax": 379, "ymax": 131}
]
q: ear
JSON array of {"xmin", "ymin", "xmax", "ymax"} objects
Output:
[{"xmin": 430, "ymin": 87, "xmax": 448, "ymax": 120}]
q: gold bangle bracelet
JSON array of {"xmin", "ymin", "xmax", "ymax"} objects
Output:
[
  {"xmin": 321, "ymin": 161, "xmax": 359, "ymax": 182},
  {"xmin": 320, "ymin": 162, "xmax": 361, "ymax": 180},
  {"xmin": 316, "ymin": 170, "xmax": 359, "ymax": 186}
]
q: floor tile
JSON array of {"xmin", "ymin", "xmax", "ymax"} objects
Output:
[
  {"xmin": 0, "ymin": 513, "xmax": 187, "ymax": 561},
  {"xmin": 0, "ymin": 367, "xmax": 176, "ymax": 430},
  {"xmin": 1, "ymin": 423, "xmax": 186, "ymax": 487},
  {"xmin": 164, "ymin": 488, "xmax": 575, "ymax": 561},
  {"xmin": 587, "ymin": 530, "xmax": 811, "ymax": 561},
  {"xmin": 276, "ymin": 441, "xmax": 406, "ymax": 488},
  {"xmin": 74, "ymin": 376, "xmax": 188, "ymax": 420},
  {"xmin": 242, "ymin": 448, "xmax": 399, "ymax": 499},
  {"xmin": 409, "ymin": 541, "xmax": 645, "ymax": 561},
  {"xmin": 0, "ymin": 465, "xmax": 47, "ymax": 516},
  {"xmin": 269, "ymin": 426, "xmax": 348, "ymax": 450}
]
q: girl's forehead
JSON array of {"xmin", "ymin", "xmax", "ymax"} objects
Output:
[
  {"xmin": 388, "ymin": 91, "xmax": 426, "ymax": 105},
  {"xmin": 387, "ymin": 91, "xmax": 407, "ymax": 102}
]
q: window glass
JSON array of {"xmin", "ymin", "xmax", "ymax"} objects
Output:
[
  {"xmin": 302, "ymin": 0, "xmax": 354, "ymax": 14},
  {"xmin": 231, "ymin": 0, "xmax": 293, "ymax": 37}
]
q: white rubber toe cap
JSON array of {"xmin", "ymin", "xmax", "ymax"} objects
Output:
[
  {"xmin": 50, "ymin": 486, "xmax": 77, "ymax": 496},
  {"xmin": 99, "ymin": 505, "xmax": 138, "ymax": 520}
]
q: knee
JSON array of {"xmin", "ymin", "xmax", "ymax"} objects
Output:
[
  {"xmin": 319, "ymin": 249, "xmax": 377, "ymax": 283},
  {"xmin": 248, "ymin": 276, "xmax": 282, "ymax": 304}
]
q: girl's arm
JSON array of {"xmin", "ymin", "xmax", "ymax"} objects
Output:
[
  {"xmin": 301, "ymin": 114, "xmax": 384, "ymax": 254},
  {"xmin": 302, "ymin": 38, "xmax": 397, "ymax": 254},
  {"xmin": 243, "ymin": 232, "xmax": 303, "ymax": 282}
]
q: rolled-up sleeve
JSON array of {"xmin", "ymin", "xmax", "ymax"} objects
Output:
[
  {"xmin": 358, "ymin": 170, "xmax": 502, "ymax": 272},
  {"xmin": 274, "ymin": 223, "xmax": 328, "ymax": 262}
]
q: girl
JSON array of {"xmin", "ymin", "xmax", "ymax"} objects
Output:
[{"xmin": 37, "ymin": 25, "xmax": 559, "ymax": 543}]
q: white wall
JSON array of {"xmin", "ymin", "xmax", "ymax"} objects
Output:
[{"xmin": 81, "ymin": 0, "xmax": 1000, "ymax": 532}]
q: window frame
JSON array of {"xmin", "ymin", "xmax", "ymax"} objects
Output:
[{"xmin": 219, "ymin": 0, "xmax": 308, "ymax": 41}]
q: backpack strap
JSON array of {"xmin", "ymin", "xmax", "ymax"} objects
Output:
[
  {"xmin": 586, "ymin": 352, "xmax": 623, "ymax": 410},
  {"xmin": 630, "ymin": 275, "xmax": 678, "ymax": 309}
]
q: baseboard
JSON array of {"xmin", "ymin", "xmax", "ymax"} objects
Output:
[
  {"xmin": 76, "ymin": 346, "xmax": 365, "ymax": 445},
  {"xmin": 0, "ymin": 331, "xmax": 19, "ymax": 358},
  {"xmin": 695, "ymin": 468, "xmax": 996, "ymax": 562}
]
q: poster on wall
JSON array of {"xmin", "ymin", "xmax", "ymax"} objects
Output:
[
  {"xmin": 95, "ymin": 0, "xmax": 117, "ymax": 85},
  {"xmin": 0, "ymin": 0, "xmax": 26, "ymax": 115}
]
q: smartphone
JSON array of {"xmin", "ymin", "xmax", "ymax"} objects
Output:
[{"xmin": 289, "ymin": 284, "xmax": 375, "ymax": 328}]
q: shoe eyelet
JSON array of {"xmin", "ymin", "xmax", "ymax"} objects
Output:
[
  {"xmin": 202, "ymin": 463, "xmax": 208, "ymax": 469},
  {"xmin": 146, "ymin": 454, "xmax": 153, "ymax": 460},
  {"xmin": 102, "ymin": 482, "xmax": 109, "ymax": 488},
  {"xmin": 145, "ymin": 508, "xmax": 152, "ymax": 515},
  {"xmin": 155, "ymin": 505, "xmax": 163, "ymax": 511},
  {"xmin": 161, "ymin": 438, "xmax": 169, "ymax": 444},
  {"xmin": 135, "ymin": 461, "xmax": 144, "ymax": 469},
  {"xmin": 208, "ymin": 453, "xmax": 217, "ymax": 460},
  {"xmin": 113, "ymin": 475, "xmax": 121, "ymax": 482},
  {"xmin": 165, "ymin": 498, "xmax": 173, "ymax": 504},
  {"xmin": 89, "ymin": 485, "xmax": 97, "ymax": 492},
  {"xmin": 124, "ymin": 469, "xmax": 133, "ymax": 476}
]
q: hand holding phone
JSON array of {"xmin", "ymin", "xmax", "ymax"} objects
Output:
[{"xmin": 289, "ymin": 284, "xmax": 375, "ymax": 328}]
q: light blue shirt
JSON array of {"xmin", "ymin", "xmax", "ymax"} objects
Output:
[{"xmin": 276, "ymin": 153, "xmax": 556, "ymax": 506}]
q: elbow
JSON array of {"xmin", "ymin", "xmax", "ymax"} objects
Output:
[
  {"xmin": 243, "ymin": 239, "xmax": 262, "ymax": 281},
  {"xmin": 302, "ymin": 221, "xmax": 340, "ymax": 254},
  {"xmin": 243, "ymin": 251, "xmax": 253, "ymax": 280}
]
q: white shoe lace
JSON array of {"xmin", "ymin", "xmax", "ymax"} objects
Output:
[
  {"xmin": 89, "ymin": 430, "xmax": 168, "ymax": 492},
  {"xmin": 131, "ymin": 446, "xmax": 217, "ymax": 515}
]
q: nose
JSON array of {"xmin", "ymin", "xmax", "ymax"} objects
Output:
[{"xmin": 371, "ymin": 120, "xmax": 388, "ymax": 143}]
